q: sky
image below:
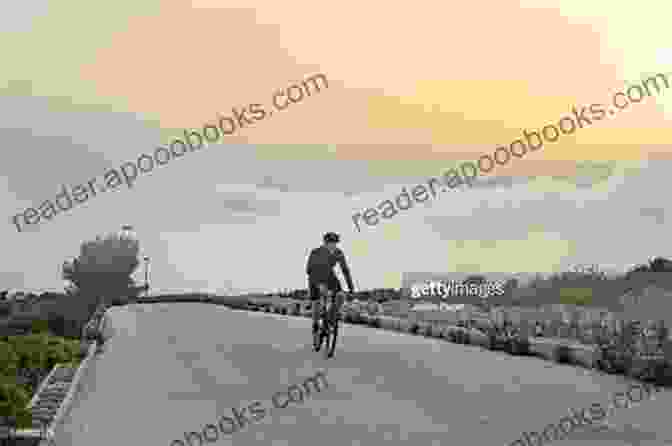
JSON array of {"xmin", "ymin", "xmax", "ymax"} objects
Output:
[{"xmin": 1, "ymin": 0, "xmax": 671, "ymax": 295}]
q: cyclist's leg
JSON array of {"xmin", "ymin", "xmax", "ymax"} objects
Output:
[
  {"xmin": 312, "ymin": 300, "xmax": 321, "ymax": 330},
  {"xmin": 334, "ymin": 278, "xmax": 344, "ymax": 306},
  {"xmin": 310, "ymin": 283, "xmax": 321, "ymax": 334},
  {"xmin": 334, "ymin": 291, "xmax": 346, "ymax": 317}
]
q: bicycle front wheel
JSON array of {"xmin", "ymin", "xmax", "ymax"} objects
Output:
[{"xmin": 325, "ymin": 307, "xmax": 339, "ymax": 358}]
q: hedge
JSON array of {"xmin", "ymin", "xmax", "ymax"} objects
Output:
[
  {"xmin": 0, "ymin": 377, "xmax": 32, "ymax": 428},
  {"xmin": 0, "ymin": 336, "xmax": 81, "ymax": 427}
]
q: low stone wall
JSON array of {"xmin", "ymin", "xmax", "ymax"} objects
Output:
[
  {"xmin": 99, "ymin": 296, "xmax": 671, "ymax": 387},
  {"xmin": 257, "ymin": 300, "xmax": 638, "ymax": 375}
]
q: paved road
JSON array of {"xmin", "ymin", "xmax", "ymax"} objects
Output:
[{"xmin": 53, "ymin": 303, "xmax": 672, "ymax": 446}]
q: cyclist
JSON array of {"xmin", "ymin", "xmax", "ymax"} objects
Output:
[{"xmin": 306, "ymin": 232, "xmax": 354, "ymax": 349}]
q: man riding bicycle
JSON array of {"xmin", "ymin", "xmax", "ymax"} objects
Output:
[{"xmin": 306, "ymin": 232, "xmax": 354, "ymax": 350}]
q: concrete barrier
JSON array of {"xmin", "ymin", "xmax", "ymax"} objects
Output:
[
  {"xmin": 416, "ymin": 321, "xmax": 431, "ymax": 336},
  {"xmin": 100, "ymin": 297, "xmax": 638, "ymax": 379},
  {"xmin": 468, "ymin": 329, "xmax": 489, "ymax": 347},
  {"xmin": 571, "ymin": 344, "xmax": 598, "ymax": 369},
  {"xmin": 429, "ymin": 323, "xmax": 443, "ymax": 338},
  {"xmin": 441, "ymin": 326, "xmax": 454, "ymax": 341},
  {"xmin": 379, "ymin": 316, "xmax": 397, "ymax": 331},
  {"xmin": 528, "ymin": 338, "xmax": 558, "ymax": 360},
  {"xmin": 527, "ymin": 338, "xmax": 594, "ymax": 365},
  {"xmin": 398, "ymin": 319, "xmax": 413, "ymax": 333}
]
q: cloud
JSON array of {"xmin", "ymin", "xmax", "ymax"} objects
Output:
[
  {"xmin": 639, "ymin": 207, "xmax": 666, "ymax": 225},
  {"xmin": 0, "ymin": 0, "xmax": 49, "ymax": 35},
  {"xmin": 219, "ymin": 192, "xmax": 281, "ymax": 217},
  {"xmin": 0, "ymin": 95, "xmax": 163, "ymax": 201},
  {"xmin": 256, "ymin": 175, "xmax": 290, "ymax": 193},
  {"xmin": 470, "ymin": 176, "xmax": 527, "ymax": 189}
]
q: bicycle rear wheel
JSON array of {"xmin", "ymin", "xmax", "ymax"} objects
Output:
[
  {"xmin": 325, "ymin": 305, "xmax": 339, "ymax": 358},
  {"xmin": 314, "ymin": 310, "xmax": 325, "ymax": 352},
  {"xmin": 313, "ymin": 328, "xmax": 322, "ymax": 351}
]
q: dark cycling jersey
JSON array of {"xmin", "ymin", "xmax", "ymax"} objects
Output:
[{"xmin": 306, "ymin": 246, "xmax": 354, "ymax": 292}]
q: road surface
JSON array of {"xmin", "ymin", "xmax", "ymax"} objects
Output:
[{"xmin": 52, "ymin": 303, "xmax": 672, "ymax": 446}]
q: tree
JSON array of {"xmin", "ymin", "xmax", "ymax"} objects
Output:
[
  {"xmin": 62, "ymin": 231, "xmax": 141, "ymax": 302},
  {"xmin": 624, "ymin": 257, "xmax": 672, "ymax": 290},
  {"xmin": 648, "ymin": 257, "xmax": 672, "ymax": 272},
  {"xmin": 626, "ymin": 257, "xmax": 672, "ymax": 275}
]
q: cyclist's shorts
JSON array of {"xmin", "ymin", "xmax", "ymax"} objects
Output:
[{"xmin": 309, "ymin": 278, "xmax": 342, "ymax": 301}]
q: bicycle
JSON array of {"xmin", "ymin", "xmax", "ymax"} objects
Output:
[{"xmin": 313, "ymin": 288, "xmax": 343, "ymax": 359}]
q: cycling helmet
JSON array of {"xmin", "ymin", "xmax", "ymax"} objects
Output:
[{"xmin": 323, "ymin": 232, "xmax": 340, "ymax": 243}]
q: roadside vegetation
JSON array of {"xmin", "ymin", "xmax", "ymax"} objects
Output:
[{"xmin": 1, "ymin": 227, "xmax": 147, "ymax": 427}]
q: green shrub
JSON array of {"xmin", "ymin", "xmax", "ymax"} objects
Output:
[
  {"xmin": 12, "ymin": 333, "xmax": 50, "ymax": 371},
  {"xmin": 0, "ymin": 378, "xmax": 32, "ymax": 427},
  {"xmin": 31, "ymin": 320, "xmax": 49, "ymax": 334},
  {"xmin": 1, "ymin": 334, "xmax": 80, "ymax": 378},
  {"xmin": 0, "ymin": 342, "xmax": 18, "ymax": 377},
  {"xmin": 45, "ymin": 342, "xmax": 76, "ymax": 369}
]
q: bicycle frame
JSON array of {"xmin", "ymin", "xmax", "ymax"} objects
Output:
[
  {"xmin": 315, "ymin": 290, "xmax": 342, "ymax": 358},
  {"xmin": 320, "ymin": 293, "xmax": 336, "ymax": 315}
]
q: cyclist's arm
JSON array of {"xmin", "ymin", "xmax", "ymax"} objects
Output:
[
  {"xmin": 337, "ymin": 251, "xmax": 354, "ymax": 292},
  {"xmin": 306, "ymin": 248, "xmax": 318, "ymax": 276}
]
